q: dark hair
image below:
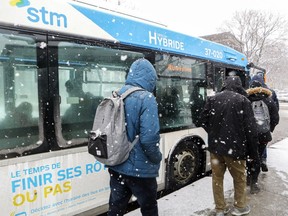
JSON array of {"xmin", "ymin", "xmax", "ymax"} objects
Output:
[{"xmin": 65, "ymin": 80, "xmax": 74, "ymax": 91}]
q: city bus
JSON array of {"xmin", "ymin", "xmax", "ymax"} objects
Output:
[{"xmin": 0, "ymin": 0, "xmax": 251, "ymax": 215}]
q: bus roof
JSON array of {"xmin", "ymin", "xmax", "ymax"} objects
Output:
[{"xmin": 1, "ymin": 0, "xmax": 248, "ymax": 68}]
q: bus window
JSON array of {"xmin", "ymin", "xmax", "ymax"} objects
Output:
[
  {"xmin": 0, "ymin": 31, "xmax": 39, "ymax": 150},
  {"xmin": 56, "ymin": 40, "xmax": 144, "ymax": 143},
  {"xmin": 189, "ymin": 80, "xmax": 206, "ymax": 126},
  {"xmin": 214, "ymin": 67, "xmax": 226, "ymax": 92},
  {"xmin": 155, "ymin": 54, "xmax": 206, "ymax": 130},
  {"xmin": 226, "ymin": 69, "xmax": 249, "ymax": 89}
]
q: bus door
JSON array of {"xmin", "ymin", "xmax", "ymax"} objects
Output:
[{"xmin": 206, "ymin": 64, "xmax": 248, "ymax": 93}]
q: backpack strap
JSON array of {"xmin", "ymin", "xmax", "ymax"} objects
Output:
[
  {"xmin": 129, "ymin": 135, "xmax": 140, "ymax": 151},
  {"xmin": 121, "ymin": 86, "xmax": 144, "ymax": 99},
  {"xmin": 121, "ymin": 86, "xmax": 144, "ymax": 148}
]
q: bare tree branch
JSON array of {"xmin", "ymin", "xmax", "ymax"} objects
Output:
[
  {"xmin": 219, "ymin": 10, "xmax": 288, "ymax": 88},
  {"xmin": 221, "ymin": 10, "xmax": 288, "ymax": 66}
]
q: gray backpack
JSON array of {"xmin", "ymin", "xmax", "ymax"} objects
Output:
[
  {"xmin": 251, "ymin": 100, "xmax": 270, "ymax": 134},
  {"xmin": 88, "ymin": 87, "xmax": 143, "ymax": 166}
]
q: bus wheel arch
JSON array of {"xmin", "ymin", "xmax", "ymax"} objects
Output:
[{"xmin": 165, "ymin": 136, "xmax": 205, "ymax": 191}]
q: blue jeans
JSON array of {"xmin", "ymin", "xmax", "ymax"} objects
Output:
[
  {"xmin": 262, "ymin": 147, "xmax": 267, "ymax": 161},
  {"xmin": 108, "ymin": 169, "xmax": 158, "ymax": 216}
]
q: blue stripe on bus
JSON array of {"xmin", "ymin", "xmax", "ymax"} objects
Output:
[{"xmin": 70, "ymin": 3, "xmax": 247, "ymax": 68}]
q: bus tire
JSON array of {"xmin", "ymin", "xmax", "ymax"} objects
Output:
[{"xmin": 167, "ymin": 141, "xmax": 202, "ymax": 191}]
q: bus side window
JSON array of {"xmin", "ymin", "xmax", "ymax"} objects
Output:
[
  {"xmin": 206, "ymin": 64, "xmax": 214, "ymax": 89},
  {"xmin": 59, "ymin": 72, "xmax": 103, "ymax": 141},
  {"xmin": 215, "ymin": 68, "xmax": 225, "ymax": 92},
  {"xmin": 62, "ymin": 79, "xmax": 99, "ymax": 123},
  {"xmin": 189, "ymin": 82, "xmax": 205, "ymax": 126},
  {"xmin": 2, "ymin": 102, "xmax": 33, "ymax": 127},
  {"xmin": 57, "ymin": 41, "xmax": 144, "ymax": 144},
  {"xmin": 157, "ymin": 85, "xmax": 183, "ymax": 128},
  {"xmin": 163, "ymin": 86, "xmax": 181, "ymax": 117},
  {"xmin": 0, "ymin": 32, "xmax": 40, "ymax": 151}
]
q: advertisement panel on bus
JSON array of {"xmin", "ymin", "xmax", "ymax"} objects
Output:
[
  {"xmin": 1, "ymin": 138, "xmax": 165, "ymax": 215},
  {"xmin": 1, "ymin": 148, "xmax": 110, "ymax": 216}
]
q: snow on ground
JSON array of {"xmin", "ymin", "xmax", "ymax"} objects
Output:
[{"xmin": 126, "ymin": 138, "xmax": 288, "ymax": 216}]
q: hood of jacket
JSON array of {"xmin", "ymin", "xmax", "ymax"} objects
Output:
[
  {"xmin": 125, "ymin": 58, "xmax": 157, "ymax": 93},
  {"xmin": 246, "ymin": 86, "xmax": 272, "ymax": 101},
  {"xmin": 221, "ymin": 76, "xmax": 247, "ymax": 96}
]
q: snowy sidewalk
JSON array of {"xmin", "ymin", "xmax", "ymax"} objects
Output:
[
  {"xmin": 126, "ymin": 138, "xmax": 288, "ymax": 216},
  {"xmin": 126, "ymin": 173, "xmax": 234, "ymax": 216}
]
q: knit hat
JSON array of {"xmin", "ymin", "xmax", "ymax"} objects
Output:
[{"xmin": 250, "ymin": 80, "xmax": 262, "ymax": 88}]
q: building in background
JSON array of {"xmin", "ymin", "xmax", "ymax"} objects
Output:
[{"xmin": 201, "ymin": 32, "xmax": 242, "ymax": 52}]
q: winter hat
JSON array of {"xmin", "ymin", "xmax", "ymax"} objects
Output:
[
  {"xmin": 250, "ymin": 80, "xmax": 262, "ymax": 88},
  {"xmin": 250, "ymin": 74, "xmax": 268, "ymax": 88}
]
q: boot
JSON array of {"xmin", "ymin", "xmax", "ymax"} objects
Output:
[
  {"xmin": 246, "ymin": 176, "xmax": 251, "ymax": 186},
  {"xmin": 261, "ymin": 161, "xmax": 268, "ymax": 172},
  {"xmin": 231, "ymin": 205, "xmax": 251, "ymax": 216},
  {"xmin": 250, "ymin": 182, "xmax": 260, "ymax": 194}
]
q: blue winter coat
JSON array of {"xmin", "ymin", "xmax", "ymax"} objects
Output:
[{"xmin": 108, "ymin": 58, "xmax": 162, "ymax": 178}]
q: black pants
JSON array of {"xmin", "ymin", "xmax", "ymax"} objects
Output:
[
  {"xmin": 108, "ymin": 169, "xmax": 158, "ymax": 216},
  {"xmin": 247, "ymin": 143, "xmax": 267, "ymax": 183}
]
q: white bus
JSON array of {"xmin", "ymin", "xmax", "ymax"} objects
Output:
[{"xmin": 0, "ymin": 0, "xmax": 251, "ymax": 215}]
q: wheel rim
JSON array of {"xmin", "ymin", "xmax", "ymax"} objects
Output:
[{"xmin": 173, "ymin": 150, "xmax": 196, "ymax": 180}]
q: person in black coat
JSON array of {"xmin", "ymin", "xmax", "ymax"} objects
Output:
[
  {"xmin": 252, "ymin": 72, "xmax": 279, "ymax": 110},
  {"xmin": 199, "ymin": 76, "xmax": 259, "ymax": 216},
  {"xmin": 246, "ymin": 80, "xmax": 279, "ymax": 194},
  {"xmin": 251, "ymin": 72, "xmax": 280, "ymax": 172}
]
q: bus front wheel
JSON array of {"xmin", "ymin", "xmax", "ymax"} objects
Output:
[{"xmin": 167, "ymin": 141, "xmax": 202, "ymax": 191}]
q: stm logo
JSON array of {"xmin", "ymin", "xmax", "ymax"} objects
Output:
[
  {"xmin": 9, "ymin": 0, "xmax": 67, "ymax": 28},
  {"xmin": 10, "ymin": 0, "xmax": 30, "ymax": 7}
]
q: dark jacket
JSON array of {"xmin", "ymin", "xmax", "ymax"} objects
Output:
[
  {"xmin": 108, "ymin": 58, "xmax": 162, "ymax": 178},
  {"xmin": 246, "ymin": 84, "xmax": 280, "ymax": 143},
  {"xmin": 250, "ymin": 74, "xmax": 279, "ymax": 110},
  {"xmin": 199, "ymin": 76, "xmax": 259, "ymax": 160}
]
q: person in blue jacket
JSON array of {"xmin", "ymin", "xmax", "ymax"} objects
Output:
[
  {"xmin": 250, "ymin": 72, "xmax": 279, "ymax": 172},
  {"xmin": 107, "ymin": 58, "xmax": 162, "ymax": 216}
]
